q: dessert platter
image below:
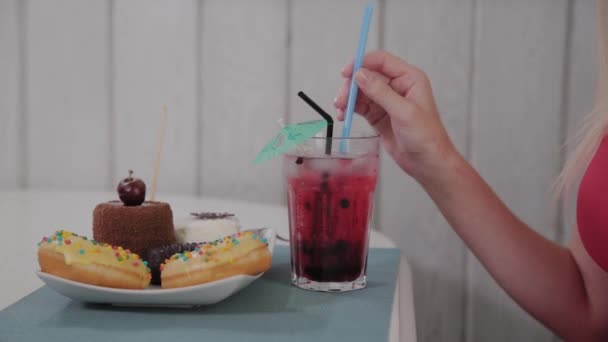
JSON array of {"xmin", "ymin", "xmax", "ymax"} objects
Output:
[{"xmin": 35, "ymin": 170, "xmax": 275, "ymax": 307}]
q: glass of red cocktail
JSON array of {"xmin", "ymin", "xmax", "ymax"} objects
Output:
[{"xmin": 284, "ymin": 133, "xmax": 379, "ymax": 292}]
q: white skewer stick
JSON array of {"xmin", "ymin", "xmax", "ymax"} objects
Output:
[{"xmin": 150, "ymin": 105, "xmax": 168, "ymax": 202}]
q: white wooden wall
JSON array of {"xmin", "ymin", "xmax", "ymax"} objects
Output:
[{"xmin": 0, "ymin": 0, "xmax": 597, "ymax": 341}]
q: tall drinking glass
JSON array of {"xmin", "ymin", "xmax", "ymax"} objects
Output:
[{"xmin": 284, "ymin": 132, "xmax": 380, "ymax": 292}]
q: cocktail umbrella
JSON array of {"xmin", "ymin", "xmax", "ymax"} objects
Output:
[{"xmin": 253, "ymin": 119, "xmax": 328, "ymax": 164}]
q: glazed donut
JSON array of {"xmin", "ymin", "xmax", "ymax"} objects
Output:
[
  {"xmin": 38, "ymin": 230, "xmax": 151, "ymax": 289},
  {"xmin": 160, "ymin": 231, "xmax": 272, "ymax": 289}
]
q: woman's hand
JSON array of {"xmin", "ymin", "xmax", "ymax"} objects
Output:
[{"xmin": 334, "ymin": 50, "xmax": 457, "ymax": 181}]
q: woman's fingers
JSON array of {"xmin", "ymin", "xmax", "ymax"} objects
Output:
[
  {"xmin": 334, "ymin": 70, "xmax": 390, "ymax": 110},
  {"xmin": 336, "ymin": 94, "xmax": 391, "ymax": 141},
  {"xmin": 390, "ymin": 73, "xmax": 436, "ymax": 114},
  {"xmin": 354, "ymin": 68, "xmax": 416, "ymax": 127},
  {"xmin": 337, "ymin": 103, "xmax": 392, "ymax": 140},
  {"xmin": 336, "ymin": 101, "xmax": 375, "ymax": 121},
  {"xmin": 341, "ymin": 51, "xmax": 433, "ymax": 109},
  {"xmin": 334, "ymin": 78, "xmax": 351, "ymax": 110},
  {"xmin": 342, "ymin": 50, "xmax": 411, "ymax": 79}
]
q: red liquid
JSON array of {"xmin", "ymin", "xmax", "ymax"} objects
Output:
[{"xmin": 285, "ymin": 154, "xmax": 378, "ymax": 282}]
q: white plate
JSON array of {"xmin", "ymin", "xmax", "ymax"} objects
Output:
[{"xmin": 36, "ymin": 228, "xmax": 275, "ymax": 307}]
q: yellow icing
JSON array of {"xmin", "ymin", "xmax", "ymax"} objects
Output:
[
  {"xmin": 161, "ymin": 231, "xmax": 268, "ymax": 276},
  {"xmin": 38, "ymin": 230, "xmax": 150, "ymax": 273}
]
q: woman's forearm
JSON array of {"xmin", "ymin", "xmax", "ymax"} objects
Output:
[
  {"xmin": 334, "ymin": 49, "xmax": 605, "ymax": 339},
  {"xmin": 417, "ymin": 151, "xmax": 591, "ymax": 339}
]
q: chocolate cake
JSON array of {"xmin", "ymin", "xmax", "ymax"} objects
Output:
[
  {"xmin": 92, "ymin": 170, "xmax": 175, "ymax": 257},
  {"xmin": 92, "ymin": 201, "xmax": 176, "ymax": 257}
]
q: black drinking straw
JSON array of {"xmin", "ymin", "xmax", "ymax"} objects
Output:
[{"xmin": 297, "ymin": 91, "xmax": 334, "ymax": 155}]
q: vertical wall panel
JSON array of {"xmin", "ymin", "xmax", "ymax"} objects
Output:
[
  {"xmin": 289, "ymin": 0, "xmax": 380, "ymax": 128},
  {"xmin": 114, "ymin": 0, "xmax": 197, "ymax": 195},
  {"xmin": 26, "ymin": 0, "xmax": 110, "ymax": 189},
  {"xmin": 0, "ymin": 0, "xmax": 20, "ymax": 188},
  {"xmin": 468, "ymin": 1, "xmax": 568, "ymax": 341},
  {"xmin": 382, "ymin": 1, "xmax": 473, "ymax": 341},
  {"xmin": 199, "ymin": 0, "xmax": 287, "ymax": 204},
  {"xmin": 565, "ymin": 0, "xmax": 598, "ymax": 145}
]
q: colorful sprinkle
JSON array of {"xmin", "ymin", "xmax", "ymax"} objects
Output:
[
  {"xmin": 79, "ymin": 249, "xmax": 85, "ymax": 255},
  {"xmin": 65, "ymin": 240, "xmax": 71, "ymax": 245}
]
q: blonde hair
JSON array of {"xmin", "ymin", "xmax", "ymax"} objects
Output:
[{"xmin": 555, "ymin": 0, "xmax": 608, "ymax": 199}]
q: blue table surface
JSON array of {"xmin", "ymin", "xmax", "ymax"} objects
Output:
[{"xmin": 0, "ymin": 246, "xmax": 400, "ymax": 342}]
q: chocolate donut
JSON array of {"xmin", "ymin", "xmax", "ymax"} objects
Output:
[{"xmin": 145, "ymin": 242, "xmax": 200, "ymax": 285}]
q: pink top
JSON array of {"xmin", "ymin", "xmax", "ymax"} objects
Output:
[{"xmin": 577, "ymin": 136, "xmax": 608, "ymax": 272}]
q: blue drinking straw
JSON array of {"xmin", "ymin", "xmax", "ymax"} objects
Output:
[{"xmin": 341, "ymin": 3, "xmax": 374, "ymax": 153}]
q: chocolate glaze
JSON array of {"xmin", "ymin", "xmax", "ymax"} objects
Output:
[
  {"xmin": 145, "ymin": 242, "xmax": 200, "ymax": 284},
  {"xmin": 92, "ymin": 201, "xmax": 176, "ymax": 259}
]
